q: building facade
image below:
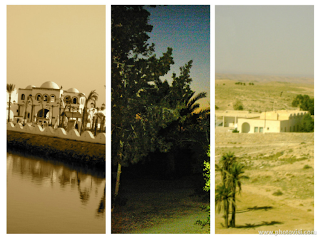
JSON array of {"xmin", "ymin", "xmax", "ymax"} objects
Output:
[
  {"xmin": 16, "ymin": 81, "xmax": 86, "ymax": 127},
  {"xmin": 237, "ymin": 110, "xmax": 309, "ymax": 133}
]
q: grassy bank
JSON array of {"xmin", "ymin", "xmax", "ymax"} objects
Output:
[{"xmin": 7, "ymin": 131, "xmax": 105, "ymax": 170}]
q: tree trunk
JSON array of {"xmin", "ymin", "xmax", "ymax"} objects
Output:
[
  {"xmin": 94, "ymin": 117, "xmax": 98, "ymax": 136},
  {"xmin": 224, "ymin": 199, "xmax": 229, "ymax": 228},
  {"xmin": 114, "ymin": 162, "xmax": 122, "ymax": 198},
  {"xmin": 8, "ymin": 95, "xmax": 11, "ymax": 122},
  {"xmin": 231, "ymin": 194, "xmax": 236, "ymax": 227}
]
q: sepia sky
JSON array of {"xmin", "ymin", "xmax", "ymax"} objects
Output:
[
  {"xmin": 7, "ymin": 5, "xmax": 106, "ymax": 106},
  {"xmin": 216, "ymin": 5, "xmax": 314, "ymax": 77}
]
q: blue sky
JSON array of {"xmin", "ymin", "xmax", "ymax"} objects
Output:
[{"xmin": 145, "ymin": 5, "xmax": 210, "ymax": 109}]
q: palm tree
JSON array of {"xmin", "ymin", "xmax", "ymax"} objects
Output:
[
  {"xmin": 7, "ymin": 84, "xmax": 15, "ymax": 122},
  {"xmin": 179, "ymin": 91, "xmax": 209, "ymax": 128},
  {"xmin": 79, "ymin": 90, "xmax": 99, "ymax": 134},
  {"xmin": 228, "ymin": 162, "xmax": 249, "ymax": 227},
  {"xmin": 215, "ymin": 184, "xmax": 232, "ymax": 228},
  {"xmin": 215, "ymin": 152, "xmax": 237, "ymax": 228}
]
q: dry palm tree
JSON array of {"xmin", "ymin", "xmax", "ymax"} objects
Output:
[
  {"xmin": 79, "ymin": 90, "xmax": 99, "ymax": 134},
  {"xmin": 7, "ymin": 84, "xmax": 15, "ymax": 122}
]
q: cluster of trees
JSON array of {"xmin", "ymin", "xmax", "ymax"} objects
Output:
[
  {"xmin": 292, "ymin": 94, "xmax": 314, "ymax": 115},
  {"xmin": 291, "ymin": 94, "xmax": 314, "ymax": 132},
  {"xmin": 234, "ymin": 82, "xmax": 254, "ymax": 86},
  {"xmin": 111, "ymin": 6, "xmax": 210, "ymax": 201},
  {"xmin": 215, "ymin": 153, "xmax": 248, "ymax": 228}
]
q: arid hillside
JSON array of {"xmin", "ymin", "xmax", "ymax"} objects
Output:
[{"xmin": 215, "ymin": 75, "xmax": 314, "ymax": 112}]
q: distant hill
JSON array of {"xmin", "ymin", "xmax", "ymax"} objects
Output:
[{"xmin": 215, "ymin": 73, "xmax": 314, "ymax": 85}]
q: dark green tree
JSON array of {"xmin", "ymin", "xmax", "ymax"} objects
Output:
[
  {"xmin": 112, "ymin": 6, "xmax": 180, "ymax": 202},
  {"xmin": 299, "ymin": 113, "xmax": 314, "ymax": 132},
  {"xmin": 215, "ymin": 152, "xmax": 236, "ymax": 228},
  {"xmin": 292, "ymin": 94, "xmax": 314, "ymax": 115}
]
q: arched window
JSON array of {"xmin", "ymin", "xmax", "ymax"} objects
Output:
[
  {"xmin": 50, "ymin": 95, "xmax": 56, "ymax": 102},
  {"xmin": 80, "ymin": 98, "xmax": 84, "ymax": 105},
  {"xmin": 64, "ymin": 95, "xmax": 71, "ymax": 104},
  {"xmin": 36, "ymin": 94, "xmax": 42, "ymax": 101},
  {"xmin": 43, "ymin": 94, "xmax": 48, "ymax": 102},
  {"xmin": 72, "ymin": 97, "xmax": 78, "ymax": 104},
  {"xmin": 21, "ymin": 94, "xmax": 25, "ymax": 100}
]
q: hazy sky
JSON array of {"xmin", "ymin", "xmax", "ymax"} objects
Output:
[
  {"xmin": 146, "ymin": 5, "xmax": 210, "ymax": 109},
  {"xmin": 7, "ymin": 5, "xmax": 106, "ymax": 106},
  {"xmin": 216, "ymin": 5, "xmax": 314, "ymax": 77}
]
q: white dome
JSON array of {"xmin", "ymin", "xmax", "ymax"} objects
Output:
[
  {"xmin": 67, "ymin": 88, "xmax": 79, "ymax": 93},
  {"xmin": 40, "ymin": 81, "xmax": 60, "ymax": 89},
  {"xmin": 25, "ymin": 85, "xmax": 36, "ymax": 89}
]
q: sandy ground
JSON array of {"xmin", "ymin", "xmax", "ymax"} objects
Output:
[
  {"xmin": 215, "ymin": 132, "xmax": 314, "ymax": 234},
  {"xmin": 111, "ymin": 176, "xmax": 210, "ymax": 234}
]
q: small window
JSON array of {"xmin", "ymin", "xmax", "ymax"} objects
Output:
[
  {"xmin": 36, "ymin": 94, "xmax": 42, "ymax": 101},
  {"xmin": 43, "ymin": 94, "xmax": 48, "ymax": 101},
  {"xmin": 21, "ymin": 94, "xmax": 25, "ymax": 100},
  {"xmin": 254, "ymin": 127, "xmax": 259, "ymax": 133},
  {"xmin": 64, "ymin": 95, "xmax": 71, "ymax": 104},
  {"xmin": 259, "ymin": 127, "xmax": 263, "ymax": 133},
  {"xmin": 72, "ymin": 97, "xmax": 78, "ymax": 104},
  {"xmin": 50, "ymin": 95, "xmax": 55, "ymax": 102}
]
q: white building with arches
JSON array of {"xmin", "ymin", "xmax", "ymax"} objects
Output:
[
  {"xmin": 16, "ymin": 81, "xmax": 86, "ymax": 128},
  {"xmin": 237, "ymin": 110, "xmax": 309, "ymax": 133}
]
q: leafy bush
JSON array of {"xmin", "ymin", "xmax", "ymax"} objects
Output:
[
  {"xmin": 233, "ymin": 100, "xmax": 244, "ymax": 110},
  {"xmin": 196, "ymin": 146, "xmax": 210, "ymax": 229}
]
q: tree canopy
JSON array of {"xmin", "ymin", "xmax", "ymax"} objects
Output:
[{"xmin": 292, "ymin": 94, "xmax": 314, "ymax": 115}]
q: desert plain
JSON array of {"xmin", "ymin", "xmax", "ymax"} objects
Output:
[{"xmin": 215, "ymin": 74, "xmax": 314, "ymax": 234}]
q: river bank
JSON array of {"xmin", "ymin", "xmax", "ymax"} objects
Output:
[{"xmin": 7, "ymin": 131, "xmax": 105, "ymax": 170}]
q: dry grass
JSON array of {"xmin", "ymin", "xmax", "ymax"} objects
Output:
[
  {"xmin": 215, "ymin": 78, "xmax": 313, "ymax": 112},
  {"xmin": 215, "ymin": 77, "xmax": 314, "ymax": 233}
]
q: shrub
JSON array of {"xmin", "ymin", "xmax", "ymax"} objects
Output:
[
  {"xmin": 272, "ymin": 190, "xmax": 283, "ymax": 196},
  {"xmin": 233, "ymin": 100, "xmax": 244, "ymax": 110},
  {"xmin": 303, "ymin": 164, "xmax": 312, "ymax": 169},
  {"xmin": 195, "ymin": 146, "xmax": 210, "ymax": 229}
]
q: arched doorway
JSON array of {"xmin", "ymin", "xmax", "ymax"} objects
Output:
[
  {"xmin": 37, "ymin": 109, "xmax": 50, "ymax": 125},
  {"xmin": 242, "ymin": 122, "xmax": 250, "ymax": 133},
  {"xmin": 37, "ymin": 109, "xmax": 49, "ymax": 118}
]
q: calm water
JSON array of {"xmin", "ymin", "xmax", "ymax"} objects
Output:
[{"xmin": 7, "ymin": 152, "xmax": 105, "ymax": 234}]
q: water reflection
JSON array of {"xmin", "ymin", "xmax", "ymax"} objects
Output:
[{"xmin": 7, "ymin": 152, "xmax": 105, "ymax": 234}]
